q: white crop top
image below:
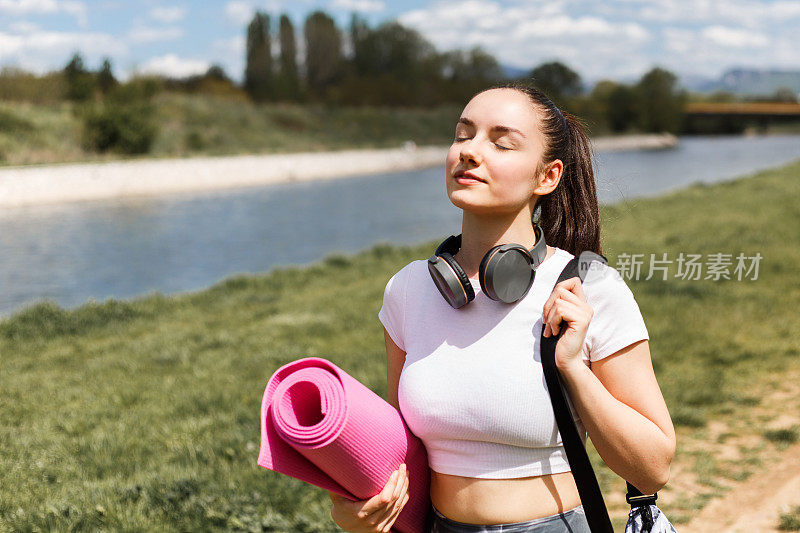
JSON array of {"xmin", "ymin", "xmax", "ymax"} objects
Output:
[{"xmin": 378, "ymin": 246, "xmax": 649, "ymax": 479}]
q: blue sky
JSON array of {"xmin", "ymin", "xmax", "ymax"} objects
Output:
[{"xmin": 1, "ymin": 0, "xmax": 798, "ymax": 85}]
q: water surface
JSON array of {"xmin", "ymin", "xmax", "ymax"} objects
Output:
[{"xmin": 0, "ymin": 134, "xmax": 798, "ymax": 317}]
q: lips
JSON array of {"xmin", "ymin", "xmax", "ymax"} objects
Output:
[{"xmin": 453, "ymin": 170, "xmax": 486, "ymax": 183}]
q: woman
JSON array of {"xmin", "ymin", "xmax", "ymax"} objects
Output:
[{"xmin": 329, "ymin": 82, "xmax": 676, "ymax": 533}]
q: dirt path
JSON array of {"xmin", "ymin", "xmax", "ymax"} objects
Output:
[
  {"xmin": 0, "ymin": 145, "xmax": 447, "ymax": 208},
  {"xmin": 685, "ymin": 442, "xmax": 800, "ymax": 532},
  {"xmin": 598, "ymin": 364, "xmax": 800, "ymax": 530}
]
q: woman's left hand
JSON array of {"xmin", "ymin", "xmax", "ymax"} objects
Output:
[{"xmin": 542, "ymin": 277, "xmax": 593, "ymax": 371}]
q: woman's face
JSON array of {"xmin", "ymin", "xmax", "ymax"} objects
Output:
[{"xmin": 445, "ymin": 88, "xmax": 557, "ymax": 216}]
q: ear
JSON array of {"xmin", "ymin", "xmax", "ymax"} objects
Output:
[{"xmin": 534, "ymin": 159, "xmax": 564, "ymax": 196}]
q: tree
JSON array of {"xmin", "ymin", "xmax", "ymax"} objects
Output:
[
  {"xmin": 205, "ymin": 64, "xmax": 230, "ymax": 82},
  {"xmin": 634, "ymin": 67, "xmax": 685, "ymax": 133},
  {"xmin": 606, "ymin": 83, "xmax": 637, "ymax": 133},
  {"xmin": 349, "ymin": 13, "xmax": 370, "ymax": 72},
  {"xmin": 439, "ymin": 46, "xmax": 503, "ymax": 103},
  {"xmin": 771, "ymin": 86, "xmax": 798, "ymax": 103},
  {"xmin": 64, "ymin": 52, "xmax": 95, "ymax": 101},
  {"xmin": 82, "ymin": 81, "xmax": 158, "ymax": 154},
  {"xmin": 97, "ymin": 57, "xmax": 117, "ymax": 95},
  {"xmin": 528, "ymin": 61, "xmax": 583, "ymax": 103},
  {"xmin": 277, "ymin": 13, "xmax": 300, "ymax": 100},
  {"xmin": 304, "ymin": 10, "xmax": 343, "ymax": 98},
  {"xmin": 245, "ymin": 11, "xmax": 273, "ymax": 102}
]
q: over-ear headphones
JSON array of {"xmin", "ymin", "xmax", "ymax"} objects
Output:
[{"xmin": 428, "ymin": 223, "xmax": 548, "ymax": 309}]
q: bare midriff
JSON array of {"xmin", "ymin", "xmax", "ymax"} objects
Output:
[{"xmin": 429, "ymin": 469, "xmax": 582, "ymax": 525}]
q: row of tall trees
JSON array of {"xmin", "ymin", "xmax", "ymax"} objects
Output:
[
  {"xmin": 53, "ymin": 10, "xmax": 687, "ymax": 137},
  {"xmin": 63, "ymin": 53, "xmax": 118, "ymax": 101},
  {"xmin": 243, "ymin": 11, "xmax": 503, "ymax": 106},
  {"xmin": 241, "ymin": 10, "xmax": 686, "ymax": 132}
]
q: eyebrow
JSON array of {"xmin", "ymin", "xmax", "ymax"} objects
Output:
[{"xmin": 457, "ymin": 117, "xmax": 526, "ymax": 138}]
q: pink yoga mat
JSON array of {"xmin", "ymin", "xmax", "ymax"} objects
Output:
[{"xmin": 258, "ymin": 357, "xmax": 431, "ymax": 533}]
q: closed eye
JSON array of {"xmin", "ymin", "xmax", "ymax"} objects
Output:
[{"xmin": 494, "ymin": 143, "xmax": 510, "ymax": 150}]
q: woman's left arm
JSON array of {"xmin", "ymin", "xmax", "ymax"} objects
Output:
[{"xmin": 543, "ymin": 277, "xmax": 676, "ymax": 495}]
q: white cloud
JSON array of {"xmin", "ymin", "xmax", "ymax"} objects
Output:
[
  {"xmin": 0, "ymin": 0, "xmax": 88, "ymax": 27},
  {"xmin": 212, "ymin": 35, "xmax": 245, "ymax": 56},
  {"xmin": 0, "ymin": 29, "xmax": 126, "ymax": 73},
  {"xmin": 636, "ymin": 0, "xmax": 800, "ymax": 28},
  {"xmin": 127, "ymin": 25, "xmax": 184, "ymax": 44},
  {"xmin": 701, "ymin": 25, "xmax": 769, "ymax": 48},
  {"xmin": 330, "ymin": 0, "xmax": 385, "ymax": 12},
  {"xmin": 660, "ymin": 26, "xmax": 795, "ymax": 78},
  {"xmin": 398, "ymin": 0, "xmax": 651, "ymax": 81},
  {"xmin": 8, "ymin": 19, "xmax": 39, "ymax": 33},
  {"xmin": 211, "ymin": 35, "xmax": 245, "ymax": 82},
  {"xmin": 225, "ymin": 0, "xmax": 253, "ymax": 25},
  {"xmin": 136, "ymin": 53, "xmax": 209, "ymax": 78},
  {"xmin": 395, "ymin": 0, "xmax": 800, "ymax": 82},
  {"xmin": 149, "ymin": 5, "xmax": 187, "ymax": 23}
]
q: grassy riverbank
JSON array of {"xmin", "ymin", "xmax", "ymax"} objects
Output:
[
  {"xmin": 1, "ymin": 159, "xmax": 799, "ymax": 531},
  {"xmin": 0, "ymin": 93, "xmax": 460, "ymax": 167}
]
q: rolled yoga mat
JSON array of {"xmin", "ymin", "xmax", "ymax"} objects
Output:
[{"xmin": 258, "ymin": 357, "xmax": 431, "ymax": 533}]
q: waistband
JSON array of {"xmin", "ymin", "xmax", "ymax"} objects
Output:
[{"xmin": 430, "ymin": 502, "xmax": 586, "ymax": 532}]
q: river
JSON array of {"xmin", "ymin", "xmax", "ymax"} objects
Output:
[{"xmin": 0, "ymin": 134, "xmax": 798, "ymax": 318}]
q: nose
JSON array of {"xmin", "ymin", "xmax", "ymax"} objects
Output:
[{"xmin": 459, "ymin": 139, "xmax": 481, "ymax": 166}]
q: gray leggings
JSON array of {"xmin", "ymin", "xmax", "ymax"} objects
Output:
[{"xmin": 425, "ymin": 502, "xmax": 591, "ymax": 533}]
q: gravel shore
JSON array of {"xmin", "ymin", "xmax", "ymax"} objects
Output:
[{"xmin": 0, "ymin": 134, "xmax": 677, "ymax": 207}]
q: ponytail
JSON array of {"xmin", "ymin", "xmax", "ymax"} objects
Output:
[{"xmin": 485, "ymin": 82, "xmax": 602, "ymax": 257}]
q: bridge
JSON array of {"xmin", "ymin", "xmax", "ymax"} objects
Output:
[{"xmin": 684, "ymin": 102, "xmax": 800, "ymax": 133}]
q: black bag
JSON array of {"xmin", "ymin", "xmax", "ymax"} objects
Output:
[{"xmin": 540, "ymin": 253, "xmax": 676, "ymax": 533}]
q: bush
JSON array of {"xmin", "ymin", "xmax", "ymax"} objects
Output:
[
  {"xmin": 779, "ymin": 506, "xmax": 800, "ymax": 531},
  {"xmin": 81, "ymin": 82, "xmax": 159, "ymax": 154}
]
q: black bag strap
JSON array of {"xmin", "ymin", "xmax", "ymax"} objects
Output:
[
  {"xmin": 540, "ymin": 255, "xmax": 614, "ymax": 533},
  {"xmin": 542, "ymin": 255, "xmax": 660, "ymax": 532}
]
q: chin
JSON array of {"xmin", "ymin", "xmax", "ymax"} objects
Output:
[{"xmin": 448, "ymin": 195, "xmax": 494, "ymax": 214}]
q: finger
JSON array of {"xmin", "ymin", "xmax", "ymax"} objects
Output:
[
  {"xmin": 381, "ymin": 492, "xmax": 410, "ymax": 532},
  {"xmin": 373, "ymin": 467, "xmax": 408, "ymax": 528},
  {"xmin": 547, "ymin": 307, "xmax": 562, "ymax": 335},
  {"xmin": 558, "ymin": 276, "xmax": 581, "ymax": 289},
  {"xmin": 550, "ymin": 300, "xmax": 585, "ymax": 335},
  {"xmin": 377, "ymin": 489, "xmax": 410, "ymax": 532},
  {"xmin": 392, "ymin": 465, "xmax": 406, "ymax": 501},
  {"xmin": 362, "ymin": 469, "xmax": 399, "ymax": 517},
  {"xmin": 556, "ymin": 287, "xmax": 587, "ymax": 307},
  {"xmin": 571, "ymin": 278, "xmax": 587, "ymax": 301},
  {"xmin": 557, "ymin": 279, "xmax": 587, "ymax": 304},
  {"xmin": 547, "ymin": 300, "xmax": 578, "ymax": 336},
  {"xmin": 543, "ymin": 280, "xmax": 575, "ymax": 322}
]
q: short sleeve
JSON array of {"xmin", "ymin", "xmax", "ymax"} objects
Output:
[
  {"xmin": 580, "ymin": 262, "xmax": 649, "ymax": 363},
  {"xmin": 378, "ymin": 264, "xmax": 411, "ymax": 351}
]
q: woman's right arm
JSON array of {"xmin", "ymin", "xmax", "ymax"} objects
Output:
[
  {"xmin": 384, "ymin": 326, "xmax": 406, "ymax": 412},
  {"xmin": 327, "ymin": 327, "xmax": 410, "ymax": 532}
]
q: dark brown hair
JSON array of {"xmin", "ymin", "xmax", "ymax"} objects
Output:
[{"xmin": 482, "ymin": 81, "xmax": 602, "ymax": 256}]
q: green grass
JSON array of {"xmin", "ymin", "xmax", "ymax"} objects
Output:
[
  {"xmin": 1, "ymin": 159, "xmax": 799, "ymax": 530},
  {"xmin": 764, "ymin": 427, "xmax": 800, "ymax": 449},
  {"xmin": 0, "ymin": 93, "xmax": 460, "ymax": 166},
  {"xmin": 780, "ymin": 506, "xmax": 800, "ymax": 531}
]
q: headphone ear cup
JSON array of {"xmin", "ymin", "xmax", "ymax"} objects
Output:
[
  {"xmin": 480, "ymin": 245, "xmax": 535, "ymax": 303},
  {"xmin": 478, "ymin": 244, "xmax": 502, "ymax": 300},
  {"xmin": 429, "ymin": 252, "xmax": 475, "ymax": 308}
]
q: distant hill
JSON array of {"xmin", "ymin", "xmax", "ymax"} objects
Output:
[
  {"xmin": 680, "ymin": 68, "xmax": 800, "ymax": 96},
  {"xmin": 506, "ymin": 65, "xmax": 800, "ymax": 98}
]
